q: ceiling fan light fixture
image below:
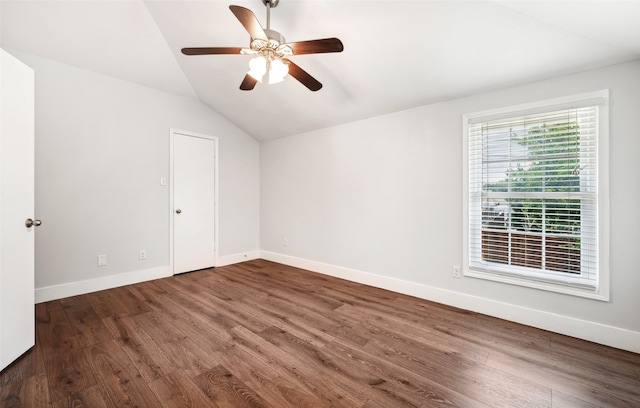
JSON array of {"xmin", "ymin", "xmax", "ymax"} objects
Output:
[
  {"xmin": 247, "ymin": 56, "xmax": 267, "ymax": 81},
  {"xmin": 276, "ymin": 44, "xmax": 293, "ymax": 57},
  {"xmin": 268, "ymin": 58, "xmax": 289, "ymax": 84},
  {"xmin": 250, "ymin": 38, "xmax": 268, "ymax": 51}
]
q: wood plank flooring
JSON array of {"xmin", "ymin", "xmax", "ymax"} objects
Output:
[{"xmin": 2, "ymin": 259, "xmax": 639, "ymax": 407}]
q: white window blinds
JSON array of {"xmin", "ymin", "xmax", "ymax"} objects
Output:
[{"xmin": 467, "ymin": 99, "xmax": 601, "ymax": 289}]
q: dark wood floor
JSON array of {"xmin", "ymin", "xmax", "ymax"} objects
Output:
[{"xmin": 1, "ymin": 260, "xmax": 639, "ymax": 407}]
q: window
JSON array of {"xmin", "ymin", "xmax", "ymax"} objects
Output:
[{"xmin": 463, "ymin": 91, "xmax": 609, "ymax": 300}]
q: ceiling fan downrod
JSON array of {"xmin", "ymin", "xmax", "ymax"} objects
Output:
[
  {"xmin": 262, "ymin": 0, "xmax": 279, "ymax": 31},
  {"xmin": 257, "ymin": 0, "xmax": 287, "ymax": 51}
]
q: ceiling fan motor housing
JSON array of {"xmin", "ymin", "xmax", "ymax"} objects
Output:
[
  {"xmin": 264, "ymin": 28, "xmax": 285, "ymax": 45},
  {"xmin": 250, "ymin": 29, "xmax": 293, "ymax": 59}
]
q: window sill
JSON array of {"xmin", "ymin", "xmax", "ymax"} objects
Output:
[{"xmin": 464, "ymin": 267, "xmax": 609, "ymax": 301}]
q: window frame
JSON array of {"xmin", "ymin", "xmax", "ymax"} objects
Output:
[{"xmin": 462, "ymin": 90, "xmax": 609, "ymax": 301}]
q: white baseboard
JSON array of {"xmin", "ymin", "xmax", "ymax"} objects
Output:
[
  {"xmin": 34, "ymin": 266, "xmax": 173, "ymax": 304},
  {"xmin": 260, "ymin": 251, "xmax": 640, "ymax": 354},
  {"xmin": 33, "ymin": 250, "xmax": 639, "ymax": 353},
  {"xmin": 34, "ymin": 252, "xmax": 262, "ymax": 303},
  {"xmin": 217, "ymin": 250, "xmax": 261, "ymax": 267}
]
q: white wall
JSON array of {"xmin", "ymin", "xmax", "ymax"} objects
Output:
[
  {"xmin": 7, "ymin": 47, "xmax": 639, "ymax": 352},
  {"xmin": 6, "ymin": 50, "xmax": 260, "ymax": 300},
  {"xmin": 261, "ymin": 59, "xmax": 640, "ymax": 352}
]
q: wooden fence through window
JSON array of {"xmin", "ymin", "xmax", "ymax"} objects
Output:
[{"xmin": 482, "ymin": 230, "xmax": 581, "ymax": 274}]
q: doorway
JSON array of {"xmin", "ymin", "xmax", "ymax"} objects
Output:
[{"xmin": 170, "ymin": 129, "xmax": 218, "ymax": 274}]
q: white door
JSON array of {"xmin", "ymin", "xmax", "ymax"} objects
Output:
[
  {"xmin": 0, "ymin": 49, "xmax": 36, "ymax": 371},
  {"xmin": 171, "ymin": 130, "xmax": 217, "ymax": 274}
]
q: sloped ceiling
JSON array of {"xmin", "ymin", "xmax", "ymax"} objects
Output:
[{"xmin": 2, "ymin": 1, "xmax": 640, "ymax": 141}]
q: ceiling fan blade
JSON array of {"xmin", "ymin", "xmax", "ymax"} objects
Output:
[
  {"xmin": 240, "ymin": 74, "xmax": 258, "ymax": 91},
  {"xmin": 229, "ymin": 5, "xmax": 267, "ymax": 41},
  {"xmin": 283, "ymin": 59, "xmax": 322, "ymax": 91},
  {"xmin": 182, "ymin": 47, "xmax": 243, "ymax": 55},
  {"xmin": 287, "ymin": 38, "xmax": 344, "ymax": 55}
]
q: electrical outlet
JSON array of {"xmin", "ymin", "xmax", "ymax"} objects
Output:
[
  {"xmin": 97, "ymin": 254, "xmax": 107, "ymax": 267},
  {"xmin": 283, "ymin": 238, "xmax": 288, "ymax": 247},
  {"xmin": 452, "ymin": 265, "xmax": 461, "ymax": 278},
  {"xmin": 139, "ymin": 250, "xmax": 146, "ymax": 260}
]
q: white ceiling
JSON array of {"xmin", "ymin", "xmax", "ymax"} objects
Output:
[{"xmin": 2, "ymin": 0, "xmax": 640, "ymax": 141}]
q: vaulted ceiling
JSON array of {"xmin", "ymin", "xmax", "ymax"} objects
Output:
[{"xmin": 2, "ymin": 1, "xmax": 640, "ymax": 141}]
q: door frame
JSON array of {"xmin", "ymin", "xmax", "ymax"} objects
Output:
[{"xmin": 169, "ymin": 128, "xmax": 219, "ymax": 274}]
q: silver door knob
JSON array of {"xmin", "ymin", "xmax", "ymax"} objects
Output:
[
  {"xmin": 25, "ymin": 218, "xmax": 42, "ymax": 228},
  {"xmin": 175, "ymin": 209, "xmax": 182, "ymax": 214}
]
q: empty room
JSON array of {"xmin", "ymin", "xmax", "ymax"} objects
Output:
[{"xmin": 1, "ymin": 0, "xmax": 639, "ymax": 407}]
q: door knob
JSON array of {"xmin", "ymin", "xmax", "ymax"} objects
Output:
[
  {"xmin": 25, "ymin": 218, "xmax": 42, "ymax": 228},
  {"xmin": 175, "ymin": 209, "xmax": 182, "ymax": 214}
]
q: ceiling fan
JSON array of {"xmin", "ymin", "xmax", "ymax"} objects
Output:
[{"xmin": 181, "ymin": 0, "xmax": 343, "ymax": 91}]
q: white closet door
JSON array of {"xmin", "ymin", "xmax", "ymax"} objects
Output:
[
  {"xmin": 172, "ymin": 131, "xmax": 216, "ymax": 274},
  {"xmin": 1, "ymin": 49, "xmax": 36, "ymax": 371}
]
